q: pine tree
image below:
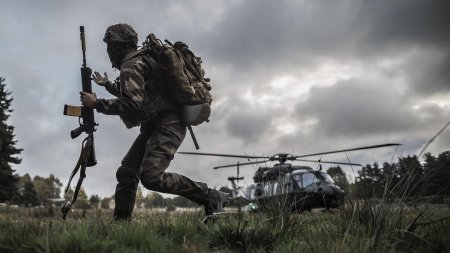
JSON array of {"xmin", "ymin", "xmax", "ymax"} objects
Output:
[
  {"xmin": 22, "ymin": 181, "xmax": 39, "ymax": 206},
  {"xmin": 0, "ymin": 77, "xmax": 22, "ymax": 202},
  {"xmin": 423, "ymin": 151, "xmax": 450, "ymax": 196}
]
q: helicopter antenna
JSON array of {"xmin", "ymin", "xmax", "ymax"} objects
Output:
[
  {"xmin": 315, "ymin": 157, "xmax": 322, "ymax": 171},
  {"xmin": 237, "ymin": 161, "xmax": 240, "ymax": 183}
]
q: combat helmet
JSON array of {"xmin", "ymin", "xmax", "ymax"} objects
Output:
[{"xmin": 103, "ymin": 23, "xmax": 138, "ymax": 45}]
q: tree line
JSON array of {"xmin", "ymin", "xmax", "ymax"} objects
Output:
[
  {"xmin": 62, "ymin": 185, "xmax": 201, "ymax": 210},
  {"xmin": 6, "ymin": 169, "xmax": 202, "ymax": 209},
  {"xmin": 327, "ymin": 151, "xmax": 450, "ymax": 199}
]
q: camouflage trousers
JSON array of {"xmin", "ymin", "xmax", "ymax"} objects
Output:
[{"xmin": 114, "ymin": 121, "xmax": 210, "ymax": 220}]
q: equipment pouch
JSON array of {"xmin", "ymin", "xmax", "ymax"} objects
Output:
[{"xmin": 180, "ymin": 103, "xmax": 211, "ymax": 126}]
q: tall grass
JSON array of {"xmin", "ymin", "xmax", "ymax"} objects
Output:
[
  {"xmin": 0, "ymin": 202, "xmax": 448, "ymax": 252},
  {"xmin": 1, "ymin": 179, "xmax": 449, "ymax": 252},
  {"xmin": 335, "ymin": 122, "xmax": 450, "ymax": 252}
]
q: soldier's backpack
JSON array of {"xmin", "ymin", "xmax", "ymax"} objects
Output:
[{"xmin": 141, "ymin": 34, "xmax": 212, "ymax": 127}]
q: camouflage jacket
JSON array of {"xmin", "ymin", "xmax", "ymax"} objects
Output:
[{"xmin": 95, "ymin": 51, "xmax": 175, "ymax": 128}]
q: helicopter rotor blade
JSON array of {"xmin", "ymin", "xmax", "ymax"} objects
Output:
[
  {"xmin": 213, "ymin": 160, "xmax": 270, "ymax": 170},
  {"xmin": 294, "ymin": 143, "xmax": 401, "ymax": 158},
  {"xmin": 178, "ymin": 151, "xmax": 268, "ymax": 159},
  {"xmin": 294, "ymin": 158, "xmax": 362, "ymax": 166}
]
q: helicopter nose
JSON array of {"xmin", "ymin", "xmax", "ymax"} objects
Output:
[
  {"xmin": 331, "ymin": 185, "xmax": 345, "ymax": 195},
  {"xmin": 319, "ymin": 184, "xmax": 336, "ymax": 195}
]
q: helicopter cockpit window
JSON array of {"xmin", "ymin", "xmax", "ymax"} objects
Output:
[
  {"xmin": 302, "ymin": 173, "xmax": 317, "ymax": 188},
  {"xmin": 321, "ymin": 172, "xmax": 335, "ymax": 184},
  {"xmin": 292, "ymin": 173, "xmax": 317, "ymax": 188},
  {"xmin": 293, "ymin": 174, "xmax": 302, "ymax": 188}
]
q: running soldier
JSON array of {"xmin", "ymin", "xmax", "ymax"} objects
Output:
[{"xmin": 80, "ymin": 23, "xmax": 226, "ymax": 220}]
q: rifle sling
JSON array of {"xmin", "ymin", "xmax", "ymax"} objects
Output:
[{"xmin": 61, "ymin": 134, "xmax": 93, "ymax": 219}]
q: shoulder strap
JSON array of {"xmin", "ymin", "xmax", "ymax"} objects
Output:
[
  {"xmin": 122, "ymin": 48, "xmax": 147, "ymax": 62},
  {"xmin": 61, "ymin": 134, "xmax": 93, "ymax": 219}
]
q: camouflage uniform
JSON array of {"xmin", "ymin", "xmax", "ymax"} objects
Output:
[{"xmin": 96, "ymin": 24, "xmax": 222, "ymax": 220}]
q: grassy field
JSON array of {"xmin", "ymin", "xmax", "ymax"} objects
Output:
[{"xmin": 0, "ymin": 199, "xmax": 449, "ymax": 253}]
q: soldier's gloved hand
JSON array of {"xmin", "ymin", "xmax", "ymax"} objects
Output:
[
  {"xmin": 80, "ymin": 91, "xmax": 97, "ymax": 109},
  {"xmin": 92, "ymin": 71, "xmax": 109, "ymax": 87}
]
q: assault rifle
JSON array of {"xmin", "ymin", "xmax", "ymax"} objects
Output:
[{"xmin": 61, "ymin": 26, "xmax": 97, "ymax": 219}]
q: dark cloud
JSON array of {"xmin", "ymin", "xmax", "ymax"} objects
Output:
[
  {"xmin": 199, "ymin": 0, "xmax": 450, "ymax": 90},
  {"xmin": 200, "ymin": 0, "xmax": 354, "ymax": 72},
  {"xmin": 358, "ymin": 0, "xmax": 450, "ymax": 51},
  {"xmin": 294, "ymin": 79, "xmax": 415, "ymax": 137},
  {"xmin": 405, "ymin": 52, "xmax": 450, "ymax": 95},
  {"xmin": 225, "ymin": 111, "xmax": 270, "ymax": 144},
  {"xmin": 221, "ymin": 98, "xmax": 273, "ymax": 144},
  {"xmin": 293, "ymin": 78, "xmax": 450, "ymax": 140}
]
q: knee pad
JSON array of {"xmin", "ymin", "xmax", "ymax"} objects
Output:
[{"xmin": 139, "ymin": 169, "xmax": 163, "ymax": 189}]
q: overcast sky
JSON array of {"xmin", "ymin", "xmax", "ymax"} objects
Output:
[{"xmin": 1, "ymin": 0, "xmax": 449, "ymax": 198}]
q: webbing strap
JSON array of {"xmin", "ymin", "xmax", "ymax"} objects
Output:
[
  {"xmin": 188, "ymin": 125, "xmax": 200, "ymax": 150},
  {"xmin": 61, "ymin": 134, "xmax": 93, "ymax": 219}
]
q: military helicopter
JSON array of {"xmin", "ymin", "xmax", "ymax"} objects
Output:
[{"xmin": 179, "ymin": 143, "xmax": 400, "ymax": 212}]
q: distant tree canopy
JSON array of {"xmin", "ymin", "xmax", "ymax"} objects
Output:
[
  {"xmin": 144, "ymin": 192, "xmax": 165, "ymax": 208},
  {"xmin": 142, "ymin": 192, "xmax": 198, "ymax": 208},
  {"xmin": 33, "ymin": 174, "xmax": 63, "ymax": 204},
  {"xmin": 169, "ymin": 195, "xmax": 198, "ymax": 208},
  {"xmin": 0, "ymin": 77, "xmax": 22, "ymax": 202},
  {"xmin": 17, "ymin": 173, "xmax": 38, "ymax": 206},
  {"xmin": 327, "ymin": 166, "xmax": 349, "ymax": 192},
  {"xmin": 73, "ymin": 187, "xmax": 89, "ymax": 209},
  {"xmin": 354, "ymin": 152, "xmax": 450, "ymax": 198},
  {"xmin": 15, "ymin": 173, "xmax": 64, "ymax": 206},
  {"xmin": 422, "ymin": 152, "xmax": 450, "ymax": 196},
  {"xmin": 100, "ymin": 197, "xmax": 111, "ymax": 209},
  {"xmin": 89, "ymin": 194, "xmax": 100, "ymax": 208}
]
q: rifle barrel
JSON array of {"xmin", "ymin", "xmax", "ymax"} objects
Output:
[{"xmin": 80, "ymin": 26, "xmax": 87, "ymax": 67}]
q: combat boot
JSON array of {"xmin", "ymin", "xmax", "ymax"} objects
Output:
[
  {"xmin": 203, "ymin": 189, "xmax": 230, "ymax": 216},
  {"xmin": 203, "ymin": 189, "xmax": 230, "ymax": 224}
]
